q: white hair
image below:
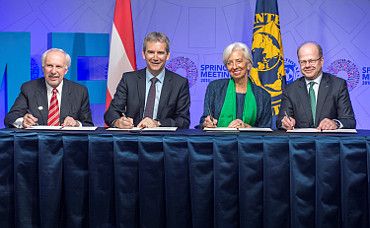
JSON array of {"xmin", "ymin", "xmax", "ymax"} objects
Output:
[
  {"xmin": 223, "ymin": 42, "xmax": 253, "ymax": 65},
  {"xmin": 41, "ymin": 48, "xmax": 71, "ymax": 69}
]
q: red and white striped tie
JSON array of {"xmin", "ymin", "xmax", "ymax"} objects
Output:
[{"xmin": 47, "ymin": 88, "xmax": 60, "ymax": 126}]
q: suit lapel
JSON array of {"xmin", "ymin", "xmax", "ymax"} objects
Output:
[
  {"xmin": 297, "ymin": 78, "xmax": 314, "ymax": 125},
  {"xmin": 157, "ymin": 71, "xmax": 172, "ymax": 118},
  {"xmin": 60, "ymin": 79, "xmax": 70, "ymax": 121},
  {"xmin": 35, "ymin": 79, "xmax": 49, "ymax": 124},
  {"xmin": 137, "ymin": 70, "xmax": 146, "ymax": 117},
  {"xmin": 316, "ymin": 73, "xmax": 330, "ymax": 123}
]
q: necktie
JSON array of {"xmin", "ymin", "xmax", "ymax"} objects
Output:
[
  {"xmin": 143, "ymin": 77, "xmax": 158, "ymax": 118},
  {"xmin": 47, "ymin": 88, "xmax": 60, "ymax": 126},
  {"xmin": 309, "ymin": 82, "xmax": 316, "ymax": 125}
]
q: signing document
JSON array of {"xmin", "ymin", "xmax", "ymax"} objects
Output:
[
  {"xmin": 203, "ymin": 127, "xmax": 272, "ymax": 132},
  {"xmin": 287, "ymin": 128, "xmax": 357, "ymax": 133}
]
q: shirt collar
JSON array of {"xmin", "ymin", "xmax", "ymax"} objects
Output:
[
  {"xmin": 305, "ymin": 72, "xmax": 323, "ymax": 86},
  {"xmin": 146, "ymin": 68, "xmax": 165, "ymax": 84},
  {"xmin": 45, "ymin": 80, "xmax": 63, "ymax": 94}
]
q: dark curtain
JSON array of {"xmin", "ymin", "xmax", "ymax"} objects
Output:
[{"xmin": 0, "ymin": 130, "xmax": 369, "ymax": 227}]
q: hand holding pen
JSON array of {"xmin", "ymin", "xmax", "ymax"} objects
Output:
[
  {"xmin": 114, "ymin": 108, "xmax": 134, "ymax": 129},
  {"xmin": 22, "ymin": 109, "xmax": 39, "ymax": 128},
  {"xmin": 282, "ymin": 111, "xmax": 295, "ymax": 130},
  {"xmin": 203, "ymin": 106, "xmax": 217, "ymax": 128}
]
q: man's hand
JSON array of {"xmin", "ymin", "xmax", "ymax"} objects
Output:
[
  {"xmin": 203, "ymin": 115, "xmax": 218, "ymax": 128},
  {"xmin": 62, "ymin": 116, "xmax": 80, "ymax": 127},
  {"xmin": 22, "ymin": 113, "xmax": 38, "ymax": 128},
  {"xmin": 114, "ymin": 116, "xmax": 134, "ymax": 129},
  {"xmin": 137, "ymin": 117, "xmax": 160, "ymax": 128},
  {"xmin": 317, "ymin": 118, "xmax": 337, "ymax": 130},
  {"xmin": 281, "ymin": 116, "xmax": 296, "ymax": 130}
]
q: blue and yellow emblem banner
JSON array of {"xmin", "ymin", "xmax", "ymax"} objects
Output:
[{"xmin": 250, "ymin": 0, "xmax": 286, "ymax": 116}]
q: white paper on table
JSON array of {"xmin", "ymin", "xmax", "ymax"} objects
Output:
[
  {"xmin": 61, "ymin": 126, "xmax": 98, "ymax": 131},
  {"xmin": 287, "ymin": 128, "xmax": 357, "ymax": 133},
  {"xmin": 286, "ymin": 128, "xmax": 320, "ymax": 133},
  {"xmin": 26, "ymin": 125, "xmax": 62, "ymax": 130},
  {"xmin": 141, "ymin": 127, "xmax": 178, "ymax": 131},
  {"xmin": 238, "ymin": 127, "xmax": 273, "ymax": 132},
  {"xmin": 322, "ymin": 129, "xmax": 357, "ymax": 133},
  {"xmin": 203, "ymin": 127, "xmax": 273, "ymax": 132},
  {"xmin": 106, "ymin": 127, "xmax": 178, "ymax": 131},
  {"xmin": 203, "ymin": 127, "xmax": 239, "ymax": 132},
  {"xmin": 106, "ymin": 127, "xmax": 142, "ymax": 131}
]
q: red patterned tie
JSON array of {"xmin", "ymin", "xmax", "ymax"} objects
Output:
[{"xmin": 47, "ymin": 88, "xmax": 60, "ymax": 126}]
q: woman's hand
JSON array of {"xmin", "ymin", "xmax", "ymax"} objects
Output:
[
  {"xmin": 228, "ymin": 119, "xmax": 251, "ymax": 128},
  {"xmin": 203, "ymin": 115, "xmax": 217, "ymax": 128}
]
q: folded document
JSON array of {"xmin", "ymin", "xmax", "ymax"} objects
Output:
[
  {"xmin": 26, "ymin": 126, "xmax": 97, "ymax": 131},
  {"xmin": 286, "ymin": 128, "xmax": 357, "ymax": 133},
  {"xmin": 203, "ymin": 127, "xmax": 273, "ymax": 132},
  {"xmin": 106, "ymin": 127, "xmax": 178, "ymax": 131}
]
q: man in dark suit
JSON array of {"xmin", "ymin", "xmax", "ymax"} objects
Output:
[
  {"xmin": 277, "ymin": 41, "xmax": 355, "ymax": 130},
  {"xmin": 4, "ymin": 48, "xmax": 93, "ymax": 128},
  {"xmin": 104, "ymin": 32, "xmax": 190, "ymax": 129}
]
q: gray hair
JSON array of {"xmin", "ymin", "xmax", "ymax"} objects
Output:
[
  {"xmin": 142, "ymin": 32, "xmax": 170, "ymax": 53},
  {"xmin": 223, "ymin": 42, "xmax": 253, "ymax": 65},
  {"xmin": 297, "ymin": 41, "xmax": 323, "ymax": 58},
  {"xmin": 41, "ymin": 48, "xmax": 71, "ymax": 69}
]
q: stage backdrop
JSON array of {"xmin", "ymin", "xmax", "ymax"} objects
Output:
[{"xmin": 1, "ymin": 0, "xmax": 370, "ymax": 129}]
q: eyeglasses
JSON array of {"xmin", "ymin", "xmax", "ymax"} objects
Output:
[{"xmin": 298, "ymin": 57, "xmax": 322, "ymax": 66}]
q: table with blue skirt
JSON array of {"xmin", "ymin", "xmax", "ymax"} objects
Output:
[{"xmin": 0, "ymin": 128, "xmax": 369, "ymax": 227}]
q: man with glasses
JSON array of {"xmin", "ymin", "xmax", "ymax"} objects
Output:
[
  {"xmin": 4, "ymin": 48, "xmax": 94, "ymax": 128},
  {"xmin": 277, "ymin": 41, "xmax": 355, "ymax": 130}
]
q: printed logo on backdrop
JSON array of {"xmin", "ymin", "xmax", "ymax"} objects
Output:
[
  {"xmin": 167, "ymin": 57, "xmax": 198, "ymax": 88},
  {"xmin": 361, "ymin": 66, "xmax": 370, "ymax": 86},
  {"xmin": 199, "ymin": 64, "xmax": 230, "ymax": 83},
  {"xmin": 284, "ymin": 58, "xmax": 301, "ymax": 84},
  {"xmin": 327, "ymin": 59, "xmax": 360, "ymax": 91}
]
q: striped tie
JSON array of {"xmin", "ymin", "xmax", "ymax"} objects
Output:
[{"xmin": 47, "ymin": 88, "xmax": 60, "ymax": 126}]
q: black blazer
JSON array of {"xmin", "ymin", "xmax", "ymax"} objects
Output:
[
  {"xmin": 104, "ymin": 68, "xmax": 191, "ymax": 128},
  {"xmin": 4, "ymin": 78, "xmax": 94, "ymax": 127},
  {"xmin": 277, "ymin": 73, "xmax": 356, "ymax": 128}
]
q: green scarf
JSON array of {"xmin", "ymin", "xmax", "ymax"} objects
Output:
[{"xmin": 218, "ymin": 78, "xmax": 257, "ymax": 127}]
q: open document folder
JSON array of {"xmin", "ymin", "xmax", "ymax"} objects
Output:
[
  {"xmin": 286, "ymin": 128, "xmax": 357, "ymax": 133},
  {"xmin": 26, "ymin": 125, "xmax": 97, "ymax": 131},
  {"xmin": 106, "ymin": 127, "xmax": 178, "ymax": 131},
  {"xmin": 203, "ymin": 127, "xmax": 273, "ymax": 132}
]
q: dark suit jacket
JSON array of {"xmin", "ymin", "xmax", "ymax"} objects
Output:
[
  {"xmin": 277, "ymin": 73, "xmax": 356, "ymax": 128},
  {"xmin": 104, "ymin": 68, "xmax": 191, "ymax": 128},
  {"xmin": 4, "ymin": 78, "xmax": 94, "ymax": 127},
  {"xmin": 199, "ymin": 79, "xmax": 272, "ymax": 128}
]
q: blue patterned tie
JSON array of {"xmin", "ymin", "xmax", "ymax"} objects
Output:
[
  {"xmin": 143, "ymin": 77, "xmax": 158, "ymax": 118},
  {"xmin": 309, "ymin": 82, "xmax": 316, "ymax": 125}
]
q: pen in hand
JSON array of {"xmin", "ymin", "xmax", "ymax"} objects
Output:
[
  {"xmin": 121, "ymin": 107, "xmax": 134, "ymax": 128},
  {"xmin": 26, "ymin": 109, "xmax": 39, "ymax": 126},
  {"xmin": 284, "ymin": 111, "xmax": 294, "ymax": 129},
  {"xmin": 284, "ymin": 111, "xmax": 289, "ymax": 119},
  {"xmin": 207, "ymin": 106, "xmax": 216, "ymax": 127},
  {"xmin": 121, "ymin": 105, "xmax": 127, "ymax": 118}
]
